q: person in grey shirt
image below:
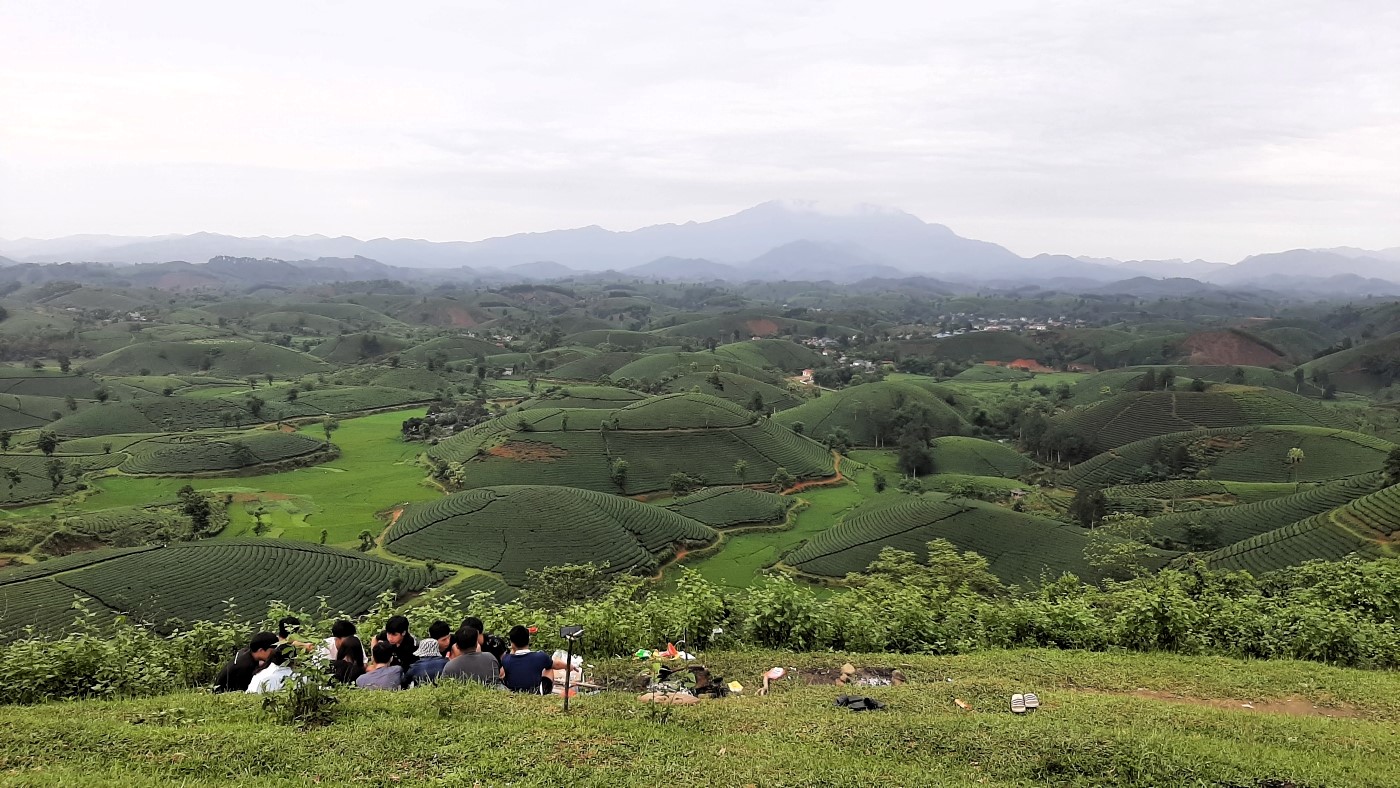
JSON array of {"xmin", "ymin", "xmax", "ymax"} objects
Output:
[
  {"xmin": 355, "ymin": 640, "xmax": 404, "ymax": 691},
  {"xmin": 440, "ymin": 625, "xmax": 499, "ymax": 685}
]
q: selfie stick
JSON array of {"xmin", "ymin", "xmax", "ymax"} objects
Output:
[{"xmin": 561, "ymin": 625, "xmax": 584, "ymax": 712}]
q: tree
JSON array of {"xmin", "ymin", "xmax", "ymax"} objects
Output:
[
  {"xmin": 896, "ymin": 437, "xmax": 933, "ymax": 476},
  {"xmin": 1286, "ymin": 447, "xmax": 1305, "ymax": 490},
  {"xmin": 1190, "ymin": 378, "xmax": 1207, "ymax": 392},
  {"xmin": 747, "ymin": 391, "xmax": 765, "ymax": 413},
  {"xmin": 286, "ymin": 387, "xmax": 299, "ymax": 402},
  {"xmin": 1138, "ymin": 369, "xmax": 1158, "ymax": 391},
  {"xmin": 733, "ymin": 459, "xmax": 749, "ymax": 487},
  {"xmin": 1323, "ymin": 384, "xmax": 1338, "ymax": 400},
  {"xmin": 36, "ymin": 431, "xmax": 58, "ymax": 457},
  {"xmin": 319, "ymin": 528, "xmax": 328, "ymax": 545},
  {"xmin": 246, "ymin": 376, "xmax": 258, "ymax": 389},
  {"xmin": 246, "ymin": 395, "xmax": 265, "ymax": 420},
  {"xmin": 357, "ymin": 529, "xmax": 375, "ymax": 552},
  {"xmin": 873, "ymin": 470, "xmax": 888, "ymax": 492},
  {"xmin": 0, "ymin": 431, "xmax": 11, "ymax": 452},
  {"xmin": 1069, "ymin": 486, "xmax": 1107, "ymax": 528},
  {"xmin": 4, "ymin": 468, "xmax": 21, "ymax": 488},
  {"xmin": 528, "ymin": 375, "xmax": 538, "ymax": 393},
  {"xmin": 94, "ymin": 387, "xmax": 110, "ymax": 404},
  {"xmin": 770, "ymin": 467, "xmax": 796, "ymax": 491},
  {"xmin": 896, "ymin": 476, "xmax": 924, "ymax": 494},
  {"xmin": 1294, "ymin": 367, "xmax": 1306, "ymax": 393},
  {"xmin": 1159, "ymin": 367, "xmax": 1176, "ymax": 390},
  {"xmin": 791, "ymin": 421, "xmax": 806, "ymax": 436},
  {"xmin": 610, "ymin": 457, "xmax": 629, "ymax": 491},
  {"xmin": 57, "ymin": 355, "xmax": 71, "ymax": 373},
  {"xmin": 518, "ymin": 562, "xmax": 621, "ymax": 613},
  {"xmin": 1385, "ymin": 447, "xmax": 1400, "ymax": 486},
  {"xmin": 668, "ymin": 471, "xmax": 703, "ymax": 496},
  {"xmin": 45, "ymin": 458, "xmax": 65, "ymax": 491},
  {"xmin": 1084, "ymin": 512, "xmax": 1154, "ymax": 580},
  {"xmin": 322, "ymin": 416, "xmax": 339, "ymax": 442},
  {"xmin": 178, "ymin": 484, "xmax": 212, "ymax": 536}
]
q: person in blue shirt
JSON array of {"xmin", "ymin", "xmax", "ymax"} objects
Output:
[
  {"xmin": 499, "ymin": 625, "xmax": 555, "ymax": 693},
  {"xmin": 405, "ymin": 620, "xmax": 452, "ymax": 687}
]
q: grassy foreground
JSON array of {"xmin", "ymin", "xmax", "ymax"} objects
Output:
[{"xmin": 2, "ymin": 649, "xmax": 1396, "ymax": 786}]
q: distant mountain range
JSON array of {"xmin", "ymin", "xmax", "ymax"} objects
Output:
[{"xmin": 1, "ymin": 200, "xmax": 1396, "ymax": 291}]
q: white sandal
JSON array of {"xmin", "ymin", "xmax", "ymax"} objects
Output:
[{"xmin": 1011, "ymin": 693, "xmax": 1027, "ymax": 714}]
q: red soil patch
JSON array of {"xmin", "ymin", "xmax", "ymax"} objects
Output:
[
  {"xmin": 744, "ymin": 318, "xmax": 781, "ymax": 337},
  {"xmin": 444, "ymin": 307, "xmax": 478, "ymax": 328},
  {"xmin": 388, "ymin": 507, "xmax": 404, "ymax": 526},
  {"xmin": 488, "ymin": 441, "xmax": 568, "ymax": 461},
  {"xmin": 1182, "ymin": 330, "xmax": 1284, "ymax": 367},
  {"xmin": 782, "ymin": 452, "xmax": 845, "ymax": 494}
]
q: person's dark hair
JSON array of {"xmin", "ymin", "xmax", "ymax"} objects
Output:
[
  {"xmin": 508, "ymin": 625, "xmax": 530, "ymax": 648},
  {"xmin": 385, "ymin": 615, "xmax": 411, "ymax": 635},
  {"xmin": 454, "ymin": 626, "xmax": 480, "ymax": 653},
  {"xmin": 371, "ymin": 640, "xmax": 396, "ymax": 665},
  {"xmin": 462, "ymin": 616, "xmax": 484, "ymax": 633},
  {"xmin": 337, "ymin": 636, "xmax": 365, "ymax": 669},
  {"xmin": 331, "ymin": 619, "xmax": 356, "ymax": 639},
  {"xmin": 428, "ymin": 620, "xmax": 450, "ymax": 640},
  {"xmin": 277, "ymin": 616, "xmax": 302, "ymax": 640},
  {"xmin": 248, "ymin": 631, "xmax": 279, "ymax": 652}
]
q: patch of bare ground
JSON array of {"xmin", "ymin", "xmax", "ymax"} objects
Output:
[
  {"xmin": 487, "ymin": 441, "xmax": 568, "ymax": 461},
  {"xmin": 1127, "ymin": 689, "xmax": 1361, "ymax": 718}
]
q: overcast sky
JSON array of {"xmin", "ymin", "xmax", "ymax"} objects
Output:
[{"xmin": 1, "ymin": 0, "xmax": 1395, "ymax": 261}]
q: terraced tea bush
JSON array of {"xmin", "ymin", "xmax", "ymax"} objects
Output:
[
  {"xmin": 713, "ymin": 338, "xmax": 824, "ymax": 372},
  {"xmin": 664, "ymin": 487, "xmax": 793, "ymax": 527},
  {"xmin": 1151, "ymin": 473, "xmax": 1384, "ymax": 549},
  {"xmin": 1050, "ymin": 389, "xmax": 1343, "ymax": 452},
  {"xmin": 928, "ymin": 436, "xmax": 1039, "ymax": 477},
  {"xmin": 1063, "ymin": 426, "xmax": 1393, "ymax": 488},
  {"xmin": 385, "ymin": 485, "xmax": 716, "ymax": 584},
  {"xmin": 427, "ymin": 394, "xmax": 834, "ymax": 494},
  {"xmin": 774, "ymin": 381, "xmax": 967, "ymax": 446},
  {"xmin": 0, "ymin": 540, "xmax": 446, "ymax": 636},
  {"xmin": 782, "ymin": 493, "xmax": 1137, "ymax": 582},
  {"xmin": 608, "ymin": 352, "xmax": 780, "ymax": 385},
  {"xmin": 1201, "ymin": 481, "xmax": 1400, "ymax": 574},
  {"xmin": 517, "ymin": 385, "xmax": 646, "ymax": 410},
  {"xmin": 660, "ymin": 371, "xmax": 800, "ymax": 412},
  {"xmin": 118, "ymin": 432, "xmax": 328, "ymax": 475},
  {"xmin": 85, "ymin": 340, "xmax": 331, "ymax": 378}
]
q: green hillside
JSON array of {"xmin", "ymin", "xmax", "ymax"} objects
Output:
[
  {"xmin": 1201, "ymin": 482, "xmax": 1400, "ymax": 573},
  {"xmin": 0, "ymin": 540, "xmax": 445, "ymax": 636},
  {"xmin": 399, "ymin": 334, "xmax": 505, "ymax": 364},
  {"xmin": 517, "ymin": 385, "xmax": 646, "ymax": 410},
  {"xmin": 427, "ymin": 393, "xmax": 835, "ymax": 494},
  {"xmin": 927, "ymin": 436, "xmax": 1039, "ymax": 477},
  {"xmin": 1063, "ymin": 426, "xmax": 1393, "ymax": 488},
  {"xmin": 782, "ymin": 493, "xmax": 1118, "ymax": 582},
  {"xmin": 85, "ymin": 340, "xmax": 330, "ymax": 378},
  {"xmin": 607, "ymin": 352, "xmax": 780, "ymax": 385},
  {"xmin": 311, "ymin": 332, "xmax": 413, "ymax": 363},
  {"xmin": 714, "ymin": 339, "xmax": 825, "ymax": 372},
  {"xmin": 1148, "ymin": 472, "xmax": 1385, "ymax": 549},
  {"xmin": 116, "ymin": 431, "xmax": 330, "ymax": 475},
  {"xmin": 384, "ymin": 485, "xmax": 716, "ymax": 584},
  {"xmin": 663, "ymin": 487, "xmax": 793, "ymax": 527},
  {"xmin": 1050, "ymin": 388, "xmax": 1343, "ymax": 452},
  {"xmin": 773, "ymin": 380, "xmax": 966, "ymax": 446},
  {"xmin": 1301, "ymin": 332, "xmax": 1400, "ymax": 392},
  {"xmin": 659, "ymin": 371, "xmax": 801, "ymax": 412}
]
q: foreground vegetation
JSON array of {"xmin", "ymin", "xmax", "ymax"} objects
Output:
[{"xmin": 1, "ymin": 648, "xmax": 1395, "ymax": 786}]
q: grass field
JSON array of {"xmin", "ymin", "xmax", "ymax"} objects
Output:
[
  {"xmin": 2, "ymin": 648, "xmax": 1394, "ymax": 786},
  {"xmin": 677, "ymin": 458, "xmax": 879, "ymax": 588},
  {"xmin": 10, "ymin": 409, "xmax": 437, "ymax": 548}
]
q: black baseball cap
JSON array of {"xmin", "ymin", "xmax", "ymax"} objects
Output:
[{"xmin": 249, "ymin": 632, "xmax": 279, "ymax": 652}]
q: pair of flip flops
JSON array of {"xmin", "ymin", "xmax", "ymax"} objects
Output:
[{"xmin": 1010, "ymin": 693, "xmax": 1040, "ymax": 714}]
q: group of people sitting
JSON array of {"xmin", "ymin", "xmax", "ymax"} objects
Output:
[{"xmin": 213, "ymin": 615, "xmax": 576, "ymax": 695}]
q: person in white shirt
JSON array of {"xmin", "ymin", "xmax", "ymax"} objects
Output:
[{"xmin": 246, "ymin": 645, "xmax": 298, "ymax": 694}]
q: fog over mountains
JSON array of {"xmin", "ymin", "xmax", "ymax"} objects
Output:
[{"xmin": 1, "ymin": 200, "xmax": 1396, "ymax": 291}]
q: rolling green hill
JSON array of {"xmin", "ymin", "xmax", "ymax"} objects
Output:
[
  {"xmin": 0, "ymin": 540, "xmax": 446, "ymax": 636},
  {"xmin": 663, "ymin": 487, "xmax": 793, "ymax": 528},
  {"xmin": 85, "ymin": 340, "xmax": 330, "ymax": 378},
  {"xmin": 927, "ymin": 436, "xmax": 1039, "ymax": 477},
  {"xmin": 1063, "ymin": 426, "xmax": 1393, "ymax": 488},
  {"xmin": 782, "ymin": 492, "xmax": 1128, "ymax": 582},
  {"xmin": 714, "ymin": 339, "xmax": 825, "ymax": 372},
  {"xmin": 659, "ymin": 371, "xmax": 801, "ymax": 412},
  {"xmin": 385, "ymin": 485, "xmax": 716, "ymax": 584},
  {"xmin": 773, "ymin": 381, "xmax": 967, "ymax": 446},
  {"xmin": 427, "ymin": 393, "xmax": 835, "ymax": 494},
  {"xmin": 1050, "ymin": 388, "xmax": 1343, "ymax": 452}
]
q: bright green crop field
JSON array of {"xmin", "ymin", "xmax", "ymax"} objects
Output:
[{"xmin": 6, "ymin": 409, "xmax": 437, "ymax": 548}]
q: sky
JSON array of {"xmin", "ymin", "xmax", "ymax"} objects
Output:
[{"xmin": 0, "ymin": 0, "xmax": 1395, "ymax": 262}]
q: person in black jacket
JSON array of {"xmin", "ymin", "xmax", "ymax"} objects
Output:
[
  {"xmin": 214, "ymin": 632, "xmax": 279, "ymax": 693},
  {"xmin": 381, "ymin": 615, "xmax": 418, "ymax": 671}
]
